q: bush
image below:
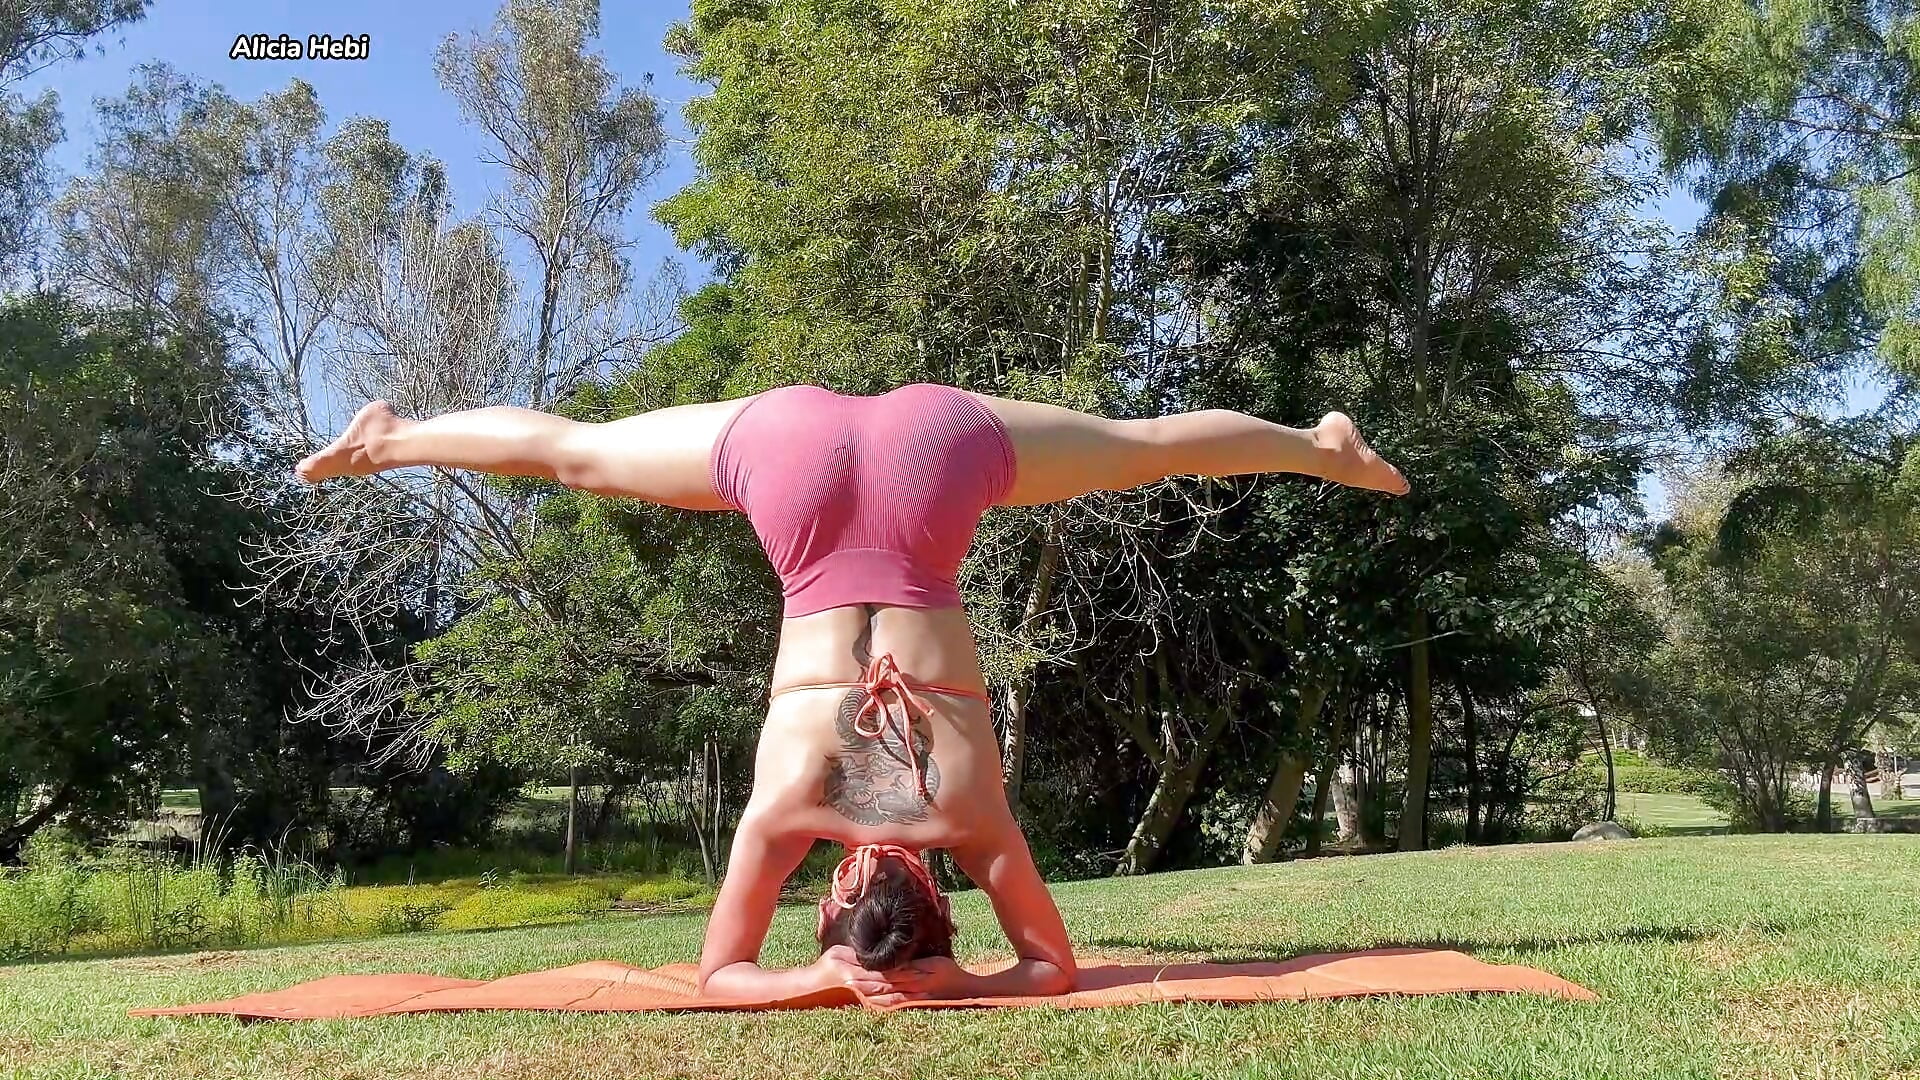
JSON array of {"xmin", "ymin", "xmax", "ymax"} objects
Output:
[
  {"xmin": 1610, "ymin": 813, "xmax": 1672, "ymax": 839},
  {"xmin": 1603, "ymin": 764, "xmax": 1732, "ymax": 798},
  {"xmin": 0, "ymin": 857, "xmax": 106, "ymax": 960},
  {"xmin": 1699, "ymin": 784, "xmax": 1816, "ymax": 833},
  {"xmin": 1522, "ymin": 767, "xmax": 1607, "ymax": 841}
]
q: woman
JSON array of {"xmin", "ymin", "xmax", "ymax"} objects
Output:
[{"xmin": 296, "ymin": 383, "xmax": 1408, "ymax": 1005}]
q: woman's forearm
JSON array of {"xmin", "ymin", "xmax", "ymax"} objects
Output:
[
  {"xmin": 966, "ymin": 958, "xmax": 1074, "ymax": 998},
  {"xmin": 699, "ymin": 960, "xmax": 828, "ymax": 1001}
]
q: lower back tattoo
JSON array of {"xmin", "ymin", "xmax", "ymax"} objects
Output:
[{"xmin": 822, "ymin": 688, "xmax": 940, "ymax": 826}]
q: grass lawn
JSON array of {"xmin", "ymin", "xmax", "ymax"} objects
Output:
[
  {"xmin": 1617, "ymin": 792, "xmax": 1732, "ymax": 835},
  {"xmin": 1617, "ymin": 792, "xmax": 1920, "ymax": 836},
  {"xmin": 4, "ymin": 836, "xmax": 1919, "ymax": 1079}
]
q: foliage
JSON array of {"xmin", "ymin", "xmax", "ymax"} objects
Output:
[
  {"xmin": 1606, "ymin": 764, "xmax": 1735, "ymax": 799},
  {"xmin": 1626, "ymin": 451, "xmax": 1920, "ymax": 831},
  {"xmin": 0, "ymin": 293, "xmax": 260, "ymax": 855},
  {"xmin": 12, "ymin": 0, "xmax": 1920, "ymax": 884}
]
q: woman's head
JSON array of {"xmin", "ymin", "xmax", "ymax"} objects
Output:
[{"xmin": 816, "ymin": 845, "xmax": 954, "ymax": 970}]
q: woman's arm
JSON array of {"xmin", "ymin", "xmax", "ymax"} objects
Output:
[
  {"xmin": 696, "ymin": 816, "xmax": 907, "ymax": 1001},
  {"xmin": 945, "ymin": 815, "xmax": 1077, "ymax": 998},
  {"xmin": 695, "ymin": 810, "xmax": 816, "ymax": 995}
]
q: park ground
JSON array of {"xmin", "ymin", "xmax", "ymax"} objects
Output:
[{"xmin": 3, "ymin": 834, "xmax": 1918, "ymax": 1080}]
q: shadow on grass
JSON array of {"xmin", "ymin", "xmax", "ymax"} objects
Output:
[{"xmin": 1082, "ymin": 915, "xmax": 1816, "ymax": 963}]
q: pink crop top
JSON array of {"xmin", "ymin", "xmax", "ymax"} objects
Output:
[{"xmin": 708, "ymin": 383, "xmax": 1017, "ymax": 618}]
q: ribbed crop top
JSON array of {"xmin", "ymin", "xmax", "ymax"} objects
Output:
[{"xmin": 708, "ymin": 383, "xmax": 1017, "ymax": 618}]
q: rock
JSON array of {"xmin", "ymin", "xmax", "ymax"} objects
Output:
[{"xmin": 1572, "ymin": 821, "xmax": 1633, "ymax": 841}]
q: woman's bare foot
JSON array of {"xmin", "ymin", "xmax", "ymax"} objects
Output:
[
  {"xmin": 296, "ymin": 400, "xmax": 405, "ymax": 483},
  {"xmin": 1313, "ymin": 412, "xmax": 1410, "ymax": 495}
]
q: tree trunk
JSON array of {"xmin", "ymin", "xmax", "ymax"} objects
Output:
[
  {"xmin": 563, "ymin": 764, "xmax": 580, "ymax": 876},
  {"xmin": 1344, "ymin": 694, "xmax": 1387, "ymax": 847},
  {"xmin": 588, "ymin": 783, "xmax": 625, "ymax": 841},
  {"xmin": 1877, "ymin": 749, "xmax": 1900, "ymax": 801},
  {"xmin": 1597, "ymin": 716, "xmax": 1617, "ymax": 824},
  {"xmin": 1243, "ymin": 684, "xmax": 1329, "ymax": 864},
  {"xmin": 1332, "ymin": 763, "xmax": 1363, "ymax": 845},
  {"xmin": 1816, "ymin": 758, "xmax": 1835, "ymax": 833},
  {"xmin": 1848, "ymin": 756, "xmax": 1876, "ymax": 825},
  {"xmin": 710, "ymin": 738, "xmax": 724, "ymax": 875},
  {"xmin": 1397, "ymin": 612, "xmax": 1434, "ymax": 851},
  {"xmin": 1001, "ymin": 527, "xmax": 1061, "ymax": 818},
  {"xmin": 1117, "ymin": 703, "xmax": 1233, "ymax": 876},
  {"xmin": 1459, "ymin": 677, "xmax": 1481, "ymax": 842},
  {"xmin": 1304, "ymin": 696, "xmax": 1350, "ymax": 857},
  {"xmin": 1244, "ymin": 753, "xmax": 1311, "ymax": 865},
  {"xmin": 0, "ymin": 783, "xmax": 76, "ymax": 861},
  {"xmin": 690, "ymin": 748, "xmax": 715, "ymax": 883}
]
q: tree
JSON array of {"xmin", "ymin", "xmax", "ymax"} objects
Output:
[
  {"xmin": 657, "ymin": 0, "xmax": 1344, "ymax": 832},
  {"xmin": 0, "ymin": 293, "xmax": 255, "ymax": 858},
  {"xmin": 1714, "ymin": 423, "xmax": 1920, "ymax": 827},
  {"xmin": 1653, "ymin": 0, "xmax": 1920, "ymax": 382},
  {"xmin": 436, "ymin": 0, "xmax": 671, "ymax": 404},
  {"xmin": 1636, "ymin": 454, "xmax": 1920, "ymax": 831},
  {"xmin": 1280, "ymin": 0, "xmax": 1690, "ymax": 850},
  {"xmin": 0, "ymin": 1, "xmax": 152, "ymax": 277}
]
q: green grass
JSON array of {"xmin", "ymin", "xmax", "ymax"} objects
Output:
[
  {"xmin": 1616, "ymin": 792, "xmax": 1732, "ymax": 835},
  {"xmin": 1616, "ymin": 791, "xmax": 1920, "ymax": 836},
  {"xmin": 4, "ymin": 836, "xmax": 1919, "ymax": 1079}
]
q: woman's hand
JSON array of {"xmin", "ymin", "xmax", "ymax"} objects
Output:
[
  {"xmin": 869, "ymin": 955, "xmax": 980, "ymax": 1004},
  {"xmin": 810, "ymin": 945, "xmax": 902, "ymax": 999},
  {"xmin": 810, "ymin": 948, "xmax": 980, "ymax": 1006}
]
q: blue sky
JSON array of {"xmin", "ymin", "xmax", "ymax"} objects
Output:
[{"xmin": 25, "ymin": 2, "xmax": 708, "ymax": 284}]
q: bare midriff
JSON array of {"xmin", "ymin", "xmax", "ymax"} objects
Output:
[
  {"xmin": 769, "ymin": 604, "xmax": 987, "ymax": 696},
  {"xmin": 753, "ymin": 603, "xmax": 1005, "ymax": 852}
]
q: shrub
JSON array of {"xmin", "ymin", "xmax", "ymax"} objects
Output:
[
  {"xmin": 1700, "ymin": 784, "xmax": 1816, "ymax": 833},
  {"xmin": 0, "ymin": 858, "xmax": 106, "ymax": 960},
  {"xmin": 1523, "ymin": 767, "xmax": 1607, "ymax": 841},
  {"xmin": 1611, "ymin": 813, "xmax": 1672, "ymax": 839},
  {"xmin": 1602, "ymin": 764, "xmax": 1733, "ymax": 798}
]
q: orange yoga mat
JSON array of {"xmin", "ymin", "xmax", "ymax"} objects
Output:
[{"xmin": 131, "ymin": 948, "xmax": 1595, "ymax": 1019}]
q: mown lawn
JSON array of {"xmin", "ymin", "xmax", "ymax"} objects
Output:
[
  {"xmin": 1617, "ymin": 792, "xmax": 1732, "ymax": 834},
  {"xmin": 3, "ymin": 835, "xmax": 1918, "ymax": 1080},
  {"xmin": 1616, "ymin": 791, "xmax": 1920, "ymax": 836}
]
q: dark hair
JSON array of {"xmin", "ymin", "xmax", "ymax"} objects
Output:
[{"xmin": 816, "ymin": 856, "xmax": 953, "ymax": 970}]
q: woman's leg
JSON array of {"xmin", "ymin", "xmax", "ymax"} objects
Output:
[
  {"xmin": 294, "ymin": 394, "xmax": 763, "ymax": 510},
  {"xmin": 968, "ymin": 394, "xmax": 1409, "ymax": 506}
]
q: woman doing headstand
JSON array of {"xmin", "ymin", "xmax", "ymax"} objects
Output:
[{"xmin": 296, "ymin": 383, "xmax": 1408, "ymax": 1005}]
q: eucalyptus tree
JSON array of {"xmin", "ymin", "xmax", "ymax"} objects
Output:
[
  {"xmin": 53, "ymin": 66, "xmax": 224, "ymax": 335},
  {"xmin": 0, "ymin": 0, "xmax": 151, "ymax": 276},
  {"xmin": 436, "ymin": 0, "xmax": 671, "ymax": 404},
  {"xmin": 56, "ymin": 68, "xmax": 350, "ymax": 448}
]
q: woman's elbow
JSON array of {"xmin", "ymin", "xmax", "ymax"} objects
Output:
[{"xmin": 1036, "ymin": 958, "xmax": 1076, "ymax": 996}]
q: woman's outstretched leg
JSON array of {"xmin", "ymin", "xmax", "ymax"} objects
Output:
[
  {"xmin": 295, "ymin": 395, "xmax": 761, "ymax": 510},
  {"xmin": 969, "ymin": 394, "xmax": 1408, "ymax": 506}
]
